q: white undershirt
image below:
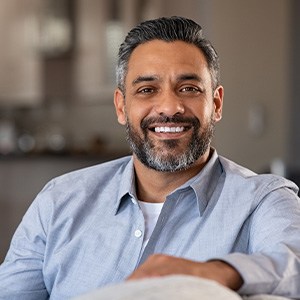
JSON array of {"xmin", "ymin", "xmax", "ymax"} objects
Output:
[{"xmin": 138, "ymin": 200, "xmax": 164, "ymax": 252}]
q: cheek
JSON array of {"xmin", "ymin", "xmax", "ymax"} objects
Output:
[
  {"xmin": 190, "ymin": 104, "xmax": 211, "ymax": 121},
  {"xmin": 126, "ymin": 103, "xmax": 152, "ymax": 125}
]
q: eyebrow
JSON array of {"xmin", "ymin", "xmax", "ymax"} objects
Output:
[
  {"xmin": 132, "ymin": 75, "xmax": 159, "ymax": 86},
  {"xmin": 131, "ymin": 73, "xmax": 203, "ymax": 86},
  {"xmin": 176, "ymin": 73, "xmax": 202, "ymax": 82}
]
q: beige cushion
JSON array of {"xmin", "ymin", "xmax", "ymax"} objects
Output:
[
  {"xmin": 74, "ymin": 275, "xmax": 292, "ymax": 300},
  {"xmin": 74, "ymin": 275, "xmax": 242, "ymax": 300}
]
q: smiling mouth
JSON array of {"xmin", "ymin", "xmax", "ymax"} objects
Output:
[
  {"xmin": 154, "ymin": 126, "xmax": 184, "ymax": 133},
  {"xmin": 148, "ymin": 125, "xmax": 191, "ymax": 133}
]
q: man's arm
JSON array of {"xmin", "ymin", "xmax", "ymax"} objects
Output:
[
  {"xmin": 127, "ymin": 254, "xmax": 243, "ymax": 290},
  {"xmin": 0, "ymin": 189, "xmax": 49, "ymax": 300},
  {"xmin": 128, "ymin": 186, "xmax": 300, "ymax": 297}
]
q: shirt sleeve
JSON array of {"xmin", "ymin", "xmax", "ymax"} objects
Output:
[
  {"xmin": 0, "ymin": 184, "xmax": 51, "ymax": 300},
  {"xmin": 221, "ymin": 186, "xmax": 300, "ymax": 297}
]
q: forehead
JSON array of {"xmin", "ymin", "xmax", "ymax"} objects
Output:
[{"xmin": 126, "ymin": 40, "xmax": 211, "ymax": 83}]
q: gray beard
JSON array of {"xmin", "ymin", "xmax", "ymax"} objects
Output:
[{"xmin": 125, "ymin": 115, "xmax": 215, "ymax": 172}]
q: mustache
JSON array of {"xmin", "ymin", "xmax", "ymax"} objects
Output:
[{"xmin": 141, "ymin": 115, "xmax": 200, "ymax": 129}]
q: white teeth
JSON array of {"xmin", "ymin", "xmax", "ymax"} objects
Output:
[{"xmin": 154, "ymin": 126, "xmax": 184, "ymax": 133}]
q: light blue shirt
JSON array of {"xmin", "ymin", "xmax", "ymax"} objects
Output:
[{"xmin": 0, "ymin": 149, "xmax": 300, "ymax": 299}]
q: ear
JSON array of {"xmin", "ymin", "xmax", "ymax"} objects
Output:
[
  {"xmin": 213, "ymin": 85, "xmax": 224, "ymax": 122},
  {"xmin": 114, "ymin": 88, "xmax": 126, "ymax": 125}
]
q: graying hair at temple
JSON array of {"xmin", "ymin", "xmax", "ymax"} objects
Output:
[{"xmin": 116, "ymin": 16, "xmax": 221, "ymax": 94}]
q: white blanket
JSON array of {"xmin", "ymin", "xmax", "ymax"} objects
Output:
[{"xmin": 74, "ymin": 275, "xmax": 292, "ymax": 300}]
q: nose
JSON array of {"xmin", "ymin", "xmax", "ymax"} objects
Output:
[{"xmin": 154, "ymin": 91, "xmax": 185, "ymax": 116}]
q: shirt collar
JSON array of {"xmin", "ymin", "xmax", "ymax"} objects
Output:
[
  {"xmin": 114, "ymin": 156, "xmax": 137, "ymax": 214},
  {"xmin": 168, "ymin": 148, "xmax": 224, "ymax": 216},
  {"xmin": 113, "ymin": 149, "xmax": 224, "ymax": 215},
  {"xmin": 190, "ymin": 148, "xmax": 224, "ymax": 216}
]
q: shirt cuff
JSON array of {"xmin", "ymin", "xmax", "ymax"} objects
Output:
[{"xmin": 212, "ymin": 252, "xmax": 278, "ymax": 295}]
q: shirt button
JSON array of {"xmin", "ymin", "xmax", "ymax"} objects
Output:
[{"xmin": 134, "ymin": 229, "xmax": 142, "ymax": 238}]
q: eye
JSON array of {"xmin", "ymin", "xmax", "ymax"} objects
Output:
[
  {"xmin": 137, "ymin": 87, "xmax": 156, "ymax": 94},
  {"xmin": 180, "ymin": 86, "xmax": 202, "ymax": 93}
]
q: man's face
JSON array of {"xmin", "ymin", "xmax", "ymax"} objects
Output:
[{"xmin": 114, "ymin": 40, "xmax": 223, "ymax": 172}]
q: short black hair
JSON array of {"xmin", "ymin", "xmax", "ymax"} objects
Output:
[{"xmin": 116, "ymin": 16, "xmax": 220, "ymax": 93}]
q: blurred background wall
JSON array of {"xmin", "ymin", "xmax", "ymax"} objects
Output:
[{"xmin": 0, "ymin": 0, "xmax": 299, "ymax": 261}]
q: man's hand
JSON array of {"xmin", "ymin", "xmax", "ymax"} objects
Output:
[{"xmin": 127, "ymin": 254, "xmax": 243, "ymax": 291}]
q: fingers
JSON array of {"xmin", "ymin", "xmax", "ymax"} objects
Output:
[
  {"xmin": 127, "ymin": 254, "xmax": 243, "ymax": 290},
  {"xmin": 127, "ymin": 254, "xmax": 201, "ymax": 280}
]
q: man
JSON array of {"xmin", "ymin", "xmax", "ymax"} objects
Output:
[{"xmin": 0, "ymin": 16, "xmax": 300, "ymax": 299}]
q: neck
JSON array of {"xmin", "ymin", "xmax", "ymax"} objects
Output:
[{"xmin": 133, "ymin": 149, "xmax": 211, "ymax": 203}]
